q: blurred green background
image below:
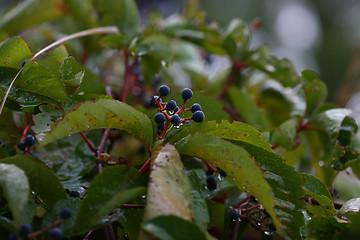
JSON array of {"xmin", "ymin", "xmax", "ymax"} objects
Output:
[{"xmin": 1, "ymin": 0, "xmax": 360, "ymax": 105}]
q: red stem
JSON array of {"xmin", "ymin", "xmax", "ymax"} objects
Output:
[
  {"xmin": 80, "ymin": 132, "xmax": 97, "ymax": 153},
  {"xmin": 27, "ymin": 219, "xmax": 61, "ymax": 238},
  {"xmin": 83, "ymin": 230, "xmax": 94, "ymax": 240},
  {"xmin": 219, "ymin": 62, "xmax": 243, "ymax": 99},
  {"xmin": 121, "ymin": 204, "xmax": 145, "ymax": 208},
  {"xmin": 138, "ymin": 158, "xmax": 152, "ymax": 174},
  {"xmin": 235, "ymin": 194, "xmax": 253, "ymax": 208}
]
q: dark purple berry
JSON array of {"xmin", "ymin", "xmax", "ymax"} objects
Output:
[
  {"xmin": 216, "ymin": 167, "xmax": 227, "ymax": 177},
  {"xmin": 192, "ymin": 110, "xmax": 205, "ymax": 122},
  {"xmin": 191, "ymin": 103, "xmax": 202, "ymax": 113},
  {"xmin": 31, "ymin": 153, "xmax": 39, "ymax": 158},
  {"xmin": 69, "ymin": 190, "xmax": 80, "ymax": 198},
  {"xmin": 166, "ymin": 100, "xmax": 177, "ymax": 111},
  {"xmin": 150, "ymin": 96, "xmax": 162, "ymax": 108},
  {"xmin": 60, "ymin": 208, "xmax": 71, "ymax": 219},
  {"xmin": 170, "ymin": 114, "xmax": 181, "ymax": 126},
  {"xmin": 229, "ymin": 209, "xmax": 240, "ymax": 221},
  {"xmin": 206, "ymin": 175, "xmax": 217, "ymax": 190},
  {"xmin": 0, "ymin": 139, "xmax": 4, "ymax": 145},
  {"xmin": 269, "ymin": 222, "xmax": 276, "ymax": 231},
  {"xmin": 156, "ymin": 123, "xmax": 165, "ymax": 135},
  {"xmin": 8, "ymin": 233, "xmax": 17, "ymax": 240},
  {"xmin": 206, "ymin": 169, "xmax": 214, "ymax": 176},
  {"xmin": 21, "ymin": 60, "xmax": 26, "ymax": 68},
  {"xmin": 20, "ymin": 224, "xmax": 32, "ymax": 235},
  {"xmin": 24, "ymin": 135, "xmax": 35, "ymax": 147},
  {"xmin": 181, "ymin": 88, "xmax": 193, "ymax": 100},
  {"xmin": 173, "ymin": 106, "xmax": 180, "ymax": 114},
  {"xmin": 49, "ymin": 227, "xmax": 63, "ymax": 240},
  {"xmin": 154, "ymin": 113, "xmax": 166, "ymax": 124},
  {"xmin": 18, "ymin": 141, "xmax": 26, "ymax": 151},
  {"xmin": 158, "ymin": 85, "xmax": 170, "ymax": 97}
]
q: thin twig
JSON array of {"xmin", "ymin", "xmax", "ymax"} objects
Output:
[
  {"xmin": 83, "ymin": 230, "xmax": 94, "ymax": 240},
  {"xmin": 80, "ymin": 132, "xmax": 97, "ymax": 153},
  {"xmin": 231, "ymin": 219, "xmax": 241, "ymax": 240}
]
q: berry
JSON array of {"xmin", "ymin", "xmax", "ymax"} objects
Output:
[
  {"xmin": 154, "ymin": 113, "xmax": 166, "ymax": 124},
  {"xmin": 216, "ymin": 167, "xmax": 227, "ymax": 177},
  {"xmin": 49, "ymin": 227, "xmax": 63, "ymax": 240},
  {"xmin": 206, "ymin": 175, "xmax": 217, "ymax": 190},
  {"xmin": 0, "ymin": 139, "xmax": 4, "ymax": 145},
  {"xmin": 60, "ymin": 208, "xmax": 71, "ymax": 219},
  {"xmin": 170, "ymin": 114, "xmax": 181, "ymax": 126},
  {"xmin": 191, "ymin": 103, "xmax": 202, "ymax": 113},
  {"xmin": 192, "ymin": 110, "xmax": 205, "ymax": 122},
  {"xmin": 31, "ymin": 153, "xmax": 39, "ymax": 158},
  {"xmin": 166, "ymin": 100, "xmax": 177, "ymax": 111},
  {"xmin": 206, "ymin": 168, "xmax": 214, "ymax": 176},
  {"xmin": 181, "ymin": 88, "xmax": 193, "ymax": 100},
  {"xmin": 8, "ymin": 233, "xmax": 17, "ymax": 240},
  {"xmin": 173, "ymin": 106, "xmax": 180, "ymax": 114},
  {"xmin": 150, "ymin": 96, "xmax": 162, "ymax": 108},
  {"xmin": 156, "ymin": 123, "xmax": 165, "ymax": 135},
  {"xmin": 18, "ymin": 141, "xmax": 26, "ymax": 151},
  {"xmin": 229, "ymin": 209, "xmax": 240, "ymax": 221},
  {"xmin": 158, "ymin": 85, "xmax": 170, "ymax": 97},
  {"xmin": 20, "ymin": 224, "xmax": 32, "ymax": 235},
  {"xmin": 269, "ymin": 222, "xmax": 276, "ymax": 231},
  {"xmin": 24, "ymin": 134, "xmax": 35, "ymax": 147},
  {"xmin": 69, "ymin": 190, "xmax": 80, "ymax": 198},
  {"xmin": 21, "ymin": 60, "xmax": 26, "ymax": 68}
]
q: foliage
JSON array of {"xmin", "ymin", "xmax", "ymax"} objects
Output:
[{"xmin": 0, "ymin": 0, "xmax": 359, "ymax": 239}]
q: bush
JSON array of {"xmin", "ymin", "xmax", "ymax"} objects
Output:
[{"xmin": 0, "ymin": 0, "xmax": 359, "ymax": 239}]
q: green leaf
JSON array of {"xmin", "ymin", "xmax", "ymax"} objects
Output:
[
  {"xmin": 74, "ymin": 166, "xmax": 146, "ymax": 229},
  {"xmin": 302, "ymin": 70, "xmax": 328, "ymax": 117},
  {"xmin": 37, "ymin": 99, "xmax": 154, "ymax": 149},
  {"xmin": 228, "ymin": 86, "xmax": 266, "ymax": 130},
  {"xmin": 0, "ymin": 36, "xmax": 32, "ymax": 67},
  {"xmin": 93, "ymin": 0, "xmax": 139, "ymax": 37},
  {"xmin": 174, "ymin": 134, "xmax": 283, "ymax": 236},
  {"xmin": 60, "ymin": 57, "xmax": 85, "ymax": 95},
  {"xmin": 269, "ymin": 119, "xmax": 298, "ymax": 150},
  {"xmin": 100, "ymin": 35, "xmax": 130, "ymax": 49},
  {"xmin": 143, "ymin": 143, "xmax": 194, "ymax": 221},
  {"xmin": 307, "ymin": 216, "xmax": 341, "ymax": 239},
  {"xmin": 0, "ymin": 163, "xmax": 29, "ymax": 223},
  {"xmin": 223, "ymin": 19, "xmax": 250, "ymax": 60},
  {"xmin": 338, "ymin": 198, "xmax": 360, "ymax": 216},
  {"xmin": 302, "ymin": 174, "xmax": 335, "ymax": 216},
  {"xmin": 0, "ymin": 0, "xmax": 65, "ymax": 35},
  {"xmin": 16, "ymin": 60, "xmax": 68, "ymax": 101},
  {"xmin": 235, "ymin": 141, "xmax": 306, "ymax": 239},
  {"xmin": 0, "ymin": 155, "xmax": 67, "ymax": 207},
  {"xmin": 337, "ymin": 116, "xmax": 358, "ymax": 147},
  {"xmin": 142, "ymin": 215, "xmax": 207, "ymax": 240},
  {"xmin": 168, "ymin": 120, "xmax": 273, "ymax": 153},
  {"xmin": 138, "ymin": 34, "xmax": 172, "ymax": 64}
]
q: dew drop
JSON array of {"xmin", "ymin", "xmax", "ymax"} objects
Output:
[{"xmin": 318, "ymin": 161, "xmax": 324, "ymax": 167}]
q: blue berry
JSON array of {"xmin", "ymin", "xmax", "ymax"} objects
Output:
[
  {"xmin": 156, "ymin": 123, "xmax": 165, "ymax": 135},
  {"xmin": 31, "ymin": 153, "xmax": 40, "ymax": 158},
  {"xmin": 20, "ymin": 224, "xmax": 32, "ymax": 235},
  {"xmin": 269, "ymin": 222, "xmax": 276, "ymax": 231},
  {"xmin": 0, "ymin": 139, "xmax": 4, "ymax": 145},
  {"xmin": 191, "ymin": 103, "xmax": 202, "ymax": 113},
  {"xmin": 69, "ymin": 190, "xmax": 80, "ymax": 198},
  {"xmin": 229, "ymin": 209, "xmax": 240, "ymax": 221},
  {"xmin": 206, "ymin": 175, "xmax": 217, "ymax": 190},
  {"xmin": 170, "ymin": 114, "xmax": 181, "ymax": 126},
  {"xmin": 150, "ymin": 96, "xmax": 162, "ymax": 108},
  {"xmin": 60, "ymin": 208, "xmax": 71, "ymax": 219},
  {"xmin": 192, "ymin": 110, "xmax": 205, "ymax": 122},
  {"xmin": 158, "ymin": 85, "xmax": 170, "ymax": 97},
  {"xmin": 206, "ymin": 169, "xmax": 214, "ymax": 176},
  {"xmin": 18, "ymin": 141, "xmax": 26, "ymax": 151},
  {"xmin": 49, "ymin": 227, "xmax": 63, "ymax": 240},
  {"xmin": 21, "ymin": 60, "xmax": 26, "ymax": 68},
  {"xmin": 181, "ymin": 88, "xmax": 193, "ymax": 100},
  {"xmin": 8, "ymin": 233, "xmax": 17, "ymax": 240},
  {"xmin": 166, "ymin": 100, "xmax": 177, "ymax": 111},
  {"xmin": 154, "ymin": 113, "xmax": 166, "ymax": 124},
  {"xmin": 24, "ymin": 135, "xmax": 35, "ymax": 147}
]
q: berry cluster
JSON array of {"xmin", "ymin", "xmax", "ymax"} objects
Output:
[
  {"xmin": 8, "ymin": 208, "xmax": 71, "ymax": 240},
  {"xmin": 151, "ymin": 86, "xmax": 205, "ymax": 138}
]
